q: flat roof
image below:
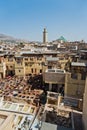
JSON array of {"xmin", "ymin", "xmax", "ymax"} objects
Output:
[
  {"xmin": 46, "ymin": 69, "xmax": 65, "ymax": 73},
  {"xmin": 20, "ymin": 51, "xmax": 35, "ymax": 55},
  {"xmin": 0, "ymin": 100, "xmax": 36, "ymax": 115},
  {"xmin": 46, "ymin": 57, "xmax": 59, "ymax": 61},
  {"xmin": 0, "ymin": 54, "xmax": 5, "ymax": 56},
  {"xmin": 80, "ymin": 50, "xmax": 87, "ymax": 53},
  {"xmin": 41, "ymin": 122, "xmax": 57, "ymax": 130},
  {"xmin": 71, "ymin": 62, "xmax": 87, "ymax": 67},
  {"xmin": 20, "ymin": 51, "xmax": 60, "ymax": 55},
  {"xmin": 41, "ymin": 122, "xmax": 72, "ymax": 130},
  {"xmin": 43, "ymin": 51, "xmax": 59, "ymax": 54}
]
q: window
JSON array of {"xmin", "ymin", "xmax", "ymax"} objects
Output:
[
  {"xmin": 76, "ymin": 89, "xmax": 81, "ymax": 95},
  {"xmin": 37, "ymin": 57, "xmax": 42, "ymax": 60},
  {"xmin": 16, "ymin": 59, "xmax": 22, "ymax": 65},
  {"xmin": 19, "ymin": 70, "xmax": 21, "ymax": 72},
  {"xmin": 81, "ymin": 73, "xmax": 86, "ymax": 80},
  {"xmin": 35, "ymin": 68, "xmax": 37, "ymax": 73},
  {"xmin": 25, "ymin": 62, "xmax": 28, "ymax": 66},
  {"xmin": 25, "ymin": 58, "xmax": 28, "ymax": 61},
  {"xmin": 30, "ymin": 57, "xmax": 33, "ymax": 61},
  {"xmin": 71, "ymin": 73, "xmax": 78, "ymax": 79},
  {"xmin": 31, "ymin": 68, "xmax": 33, "ymax": 73},
  {"xmin": 40, "ymin": 69, "xmax": 42, "ymax": 73},
  {"xmin": 6, "ymin": 66, "xmax": 8, "ymax": 69},
  {"xmin": 29, "ymin": 62, "xmax": 33, "ymax": 66},
  {"xmin": 48, "ymin": 66, "xmax": 52, "ymax": 69}
]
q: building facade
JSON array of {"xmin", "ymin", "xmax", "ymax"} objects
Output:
[{"xmin": 83, "ymin": 77, "xmax": 87, "ymax": 130}]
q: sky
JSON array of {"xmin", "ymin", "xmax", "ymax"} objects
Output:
[{"xmin": 0, "ymin": 0, "xmax": 87, "ymax": 42}]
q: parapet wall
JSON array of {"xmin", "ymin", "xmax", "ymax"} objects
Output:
[{"xmin": 43, "ymin": 71, "xmax": 65, "ymax": 84}]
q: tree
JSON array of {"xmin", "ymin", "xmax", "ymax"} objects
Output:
[{"xmin": 19, "ymin": 42, "xmax": 24, "ymax": 47}]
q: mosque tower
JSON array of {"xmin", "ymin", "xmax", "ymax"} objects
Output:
[{"xmin": 43, "ymin": 28, "xmax": 48, "ymax": 44}]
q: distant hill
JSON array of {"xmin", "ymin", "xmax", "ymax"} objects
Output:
[
  {"xmin": 0, "ymin": 34, "xmax": 15, "ymax": 40},
  {"xmin": 0, "ymin": 33, "xmax": 29, "ymax": 43}
]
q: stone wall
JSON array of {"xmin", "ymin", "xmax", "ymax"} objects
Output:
[
  {"xmin": 65, "ymin": 73, "xmax": 85, "ymax": 98},
  {"xmin": 83, "ymin": 77, "xmax": 87, "ymax": 130},
  {"xmin": 43, "ymin": 72, "xmax": 65, "ymax": 84}
]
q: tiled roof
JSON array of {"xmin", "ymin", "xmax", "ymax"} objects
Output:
[{"xmin": 58, "ymin": 36, "xmax": 67, "ymax": 42}]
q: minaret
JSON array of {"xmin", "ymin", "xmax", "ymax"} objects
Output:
[{"xmin": 43, "ymin": 28, "xmax": 47, "ymax": 44}]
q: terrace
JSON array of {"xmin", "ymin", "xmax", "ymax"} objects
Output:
[{"xmin": 0, "ymin": 100, "xmax": 37, "ymax": 115}]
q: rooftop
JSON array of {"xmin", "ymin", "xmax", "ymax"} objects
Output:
[
  {"xmin": 57, "ymin": 36, "xmax": 67, "ymax": 42},
  {"xmin": 0, "ymin": 98, "xmax": 37, "ymax": 115},
  {"xmin": 71, "ymin": 62, "xmax": 87, "ymax": 67},
  {"xmin": 46, "ymin": 69, "xmax": 65, "ymax": 73},
  {"xmin": 46, "ymin": 57, "xmax": 59, "ymax": 61},
  {"xmin": 41, "ymin": 122, "xmax": 73, "ymax": 130}
]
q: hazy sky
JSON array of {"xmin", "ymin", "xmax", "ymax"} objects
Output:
[{"xmin": 0, "ymin": 0, "xmax": 87, "ymax": 42}]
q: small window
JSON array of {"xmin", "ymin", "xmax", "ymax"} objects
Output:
[
  {"xmin": 37, "ymin": 57, "xmax": 42, "ymax": 60},
  {"xmin": 35, "ymin": 68, "xmax": 37, "ymax": 73},
  {"xmin": 25, "ymin": 58, "xmax": 28, "ymax": 61},
  {"xmin": 25, "ymin": 62, "xmax": 28, "ymax": 66},
  {"xmin": 10, "ymin": 66, "xmax": 13, "ymax": 68},
  {"xmin": 48, "ymin": 66, "xmax": 52, "ymax": 69},
  {"xmin": 40, "ymin": 69, "xmax": 42, "ymax": 73},
  {"xmin": 81, "ymin": 73, "xmax": 86, "ymax": 80},
  {"xmin": 30, "ymin": 57, "xmax": 33, "ymax": 61},
  {"xmin": 71, "ymin": 73, "xmax": 77, "ymax": 79},
  {"xmin": 19, "ymin": 70, "xmax": 21, "ymax": 72},
  {"xmin": 31, "ymin": 68, "xmax": 33, "ymax": 73}
]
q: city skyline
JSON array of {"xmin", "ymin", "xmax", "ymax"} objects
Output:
[{"xmin": 0, "ymin": 0, "xmax": 87, "ymax": 42}]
